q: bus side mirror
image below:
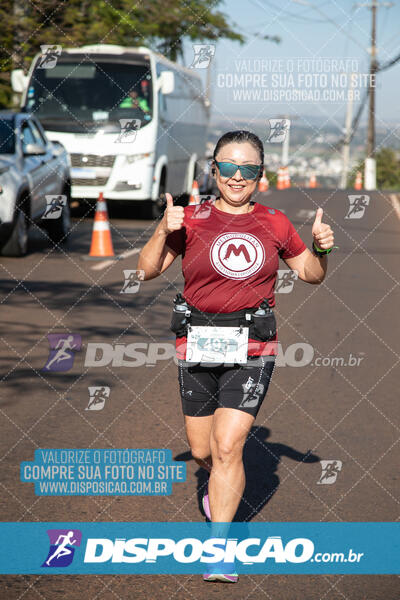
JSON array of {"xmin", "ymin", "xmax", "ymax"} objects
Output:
[
  {"xmin": 159, "ymin": 71, "xmax": 175, "ymax": 95},
  {"xmin": 11, "ymin": 69, "xmax": 28, "ymax": 94}
]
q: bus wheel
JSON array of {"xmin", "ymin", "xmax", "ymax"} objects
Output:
[
  {"xmin": 151, "ymin": 172, "xmax": 167, "ymax": 219},
  {"xmin": 151, "ymin": 196, "xmax": 165, "ymax": 219}
]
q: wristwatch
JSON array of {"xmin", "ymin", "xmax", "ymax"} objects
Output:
[{"xmin": 312, "ymin": 241, "xmax": 338, "ymax": 256}]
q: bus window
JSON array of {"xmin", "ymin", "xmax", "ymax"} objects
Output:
[{"xmin": 28, "ymin": 58, "xmax": 153, "ymax": 133}]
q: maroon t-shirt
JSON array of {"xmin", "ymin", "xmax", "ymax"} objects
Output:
[{"xmin": 166, "ymin": 200, "xmax": 307, "ymax": 357}]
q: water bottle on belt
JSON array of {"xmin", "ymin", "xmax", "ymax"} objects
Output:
[
  {"xmin": 251, "ymin": 300, "xmax": 276, "ymax": 341},
  {"xmin": 170, "ymin": 293, "xmax": 190, "ymax": 336}
]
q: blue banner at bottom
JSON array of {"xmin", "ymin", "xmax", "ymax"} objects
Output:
[{"xmin": 0, "ymin": 522, "xmax": 398, "ymax": 574}]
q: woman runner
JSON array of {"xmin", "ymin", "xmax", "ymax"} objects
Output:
[{"xmin": 137, "ymin": 130, "xmax": 335, "ymax": 583}]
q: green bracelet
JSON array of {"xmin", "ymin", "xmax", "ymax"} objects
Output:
[{"xmin": 312, "ymin": 241, "xmax": 339, "ymax": 256}]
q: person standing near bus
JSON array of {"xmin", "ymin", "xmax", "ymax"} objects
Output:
[{"xmin": 137, "ymin": 130, "xmax": 335, "ymax": 582}]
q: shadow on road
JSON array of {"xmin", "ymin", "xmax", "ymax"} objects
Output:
[
  {"xmin": 175, "ymin": 426, "xmax": 320, "ymax": 522},
  {"xmin": 23, "ymin": 221, "xmax": 148, "ymax": 257},
  {"xmin": 0, "ymin": 281, "xmax": 176, "ymax": 393},
  {"xmin": 0, "ymin": 278, "xmax": 174, "ymax": 314}
]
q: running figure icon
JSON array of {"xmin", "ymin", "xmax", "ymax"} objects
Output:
[
  {"xmin": 37, "ymin": 45, "xmax": 61, "ymax": 69},
  {"xmin": 120, "ymin": 269, "xmax": 144, "ymax": 294},
  {"xmin": 45, "ymin": 531, "xmax": 77, "ymax": 566},
  {"xmin": 267, "ymin": 119, "xmax": 290, "ymax": 143},
  {"xmin": 275, "ymin": 270, "xmax": 298, "ymax": 293},
  {"xmin": 44, "ymin": 335, "xmax": 77, "ymax": 371},
  {"xmin": 345, "ymin": 195, "xmax": 370, "ymax": 219},
  {"xmin": 42, "ymin": 195, "xmax": 66, "ymax": 219},
  {"xmin": 190, "ymin": 44, "xmax": 215, "ymax": 69},
  {"xmin": 42, "ymin": 333, "xmax": 82, "ymax": 372},
  {"xmin": 42, "ymin": 529, "xmax": 82, "ymax": 568},
  {"xmin": 86, "ymin": 386, "xmax": 110, "ymax": 410},
  {"xmin": 317, "ymin": 459, "xmax": 343, "ymax": 484}
]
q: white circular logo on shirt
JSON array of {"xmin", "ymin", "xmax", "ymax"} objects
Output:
[{"xmin": 210, "ymin": 232, "xmax": 265, "ymax": 279}]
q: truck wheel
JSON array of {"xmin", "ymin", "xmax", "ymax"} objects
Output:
[
  {"xmin": 1, "ymin": 209, "xmax": 28, "ymax": 257},
  {"xmin": 45, "ymin": 185, "xmax": 71, "ymax": 244}
]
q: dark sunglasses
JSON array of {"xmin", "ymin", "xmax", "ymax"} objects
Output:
[{"xmin": 215, "ymin": 160, "xmax": 262, "ymax": 180}]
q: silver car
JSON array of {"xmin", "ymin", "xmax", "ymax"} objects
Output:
[{"xmin": 0, "ymin": 111, "xmax": 71, "ymax": 256}]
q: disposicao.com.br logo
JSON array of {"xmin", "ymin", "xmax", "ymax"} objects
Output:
[
  {"xmin": 0, "ymin": 522, "xmax": 395, "ymax": 574},
  {"xmin": 84, "ymin": 535, "xmax": 318, "ymax": 564},
  {"xmin": 82, "ymin": 536, "xmax": 366, "ymax": 568}
]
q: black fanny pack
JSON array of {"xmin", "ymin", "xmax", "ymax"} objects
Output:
[{"xmin": 170, "ymin": 295, "xmax": 276, "ymax": 342}]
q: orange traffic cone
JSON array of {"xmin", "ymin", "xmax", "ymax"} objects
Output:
[
  {"xmin": 283, "ymin": 166, "xmax": 291, "ymax": 189},
  {"xmin": 354, "ymin": 171, "xmax": 362, "ymax": 190},
  {"xmin": 258, "ymin": 168, "xmax": 269, "ymax": 192},
  {"xmin": 87, "ymin": 193, "xmax": 115, "ymax": 258},
  {"xmin": 308, "ymin": 174, "xmax": 317, "ymax": 188},
  {"xmin": 189, "ymin": 179, "xmax": 200, "ymax": 204},
  {"xmin": 276, "ymin": 167, "xmax": 285, "ymax": 190}
]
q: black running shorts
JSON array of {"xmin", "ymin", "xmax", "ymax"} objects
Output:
[{"xmin": 177, "ymin": 355, "xmax": 276, "ymax": 418}]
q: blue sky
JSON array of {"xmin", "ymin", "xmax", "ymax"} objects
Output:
[{"xmin": 183, "ymin": 0, "xmax": 400, "ymax": 127}]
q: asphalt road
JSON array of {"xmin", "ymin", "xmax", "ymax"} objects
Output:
[{"xmin": 0, "ymin": 187, "xmax": 399, "ymax": 599}]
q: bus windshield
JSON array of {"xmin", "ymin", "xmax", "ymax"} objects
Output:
[{"xmin": 26, "ymin": 58, "xmax": 153, "ymax": 133}]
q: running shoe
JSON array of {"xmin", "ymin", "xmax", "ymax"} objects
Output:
[
  {"xmin": 203, "ymin": 571, "xmax": 238, "ymax": 583},
  {"xmin": 202, "ymin": 482, "xmax": 211, "ymax": 520},
  {"xmin": 203, "ymin": 545, "xmax": 238, "ymax": 582}
]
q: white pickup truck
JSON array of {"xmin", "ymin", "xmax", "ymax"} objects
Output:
[{"xmin": 0, "ymin": 110, "xmax": 71, "ymax": 256}]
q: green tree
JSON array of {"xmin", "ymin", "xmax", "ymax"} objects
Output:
[
  {"xmin": 376, "ymin": 147, "xmax": 400, "ymax": 189},
  {"xmin": 265, "ymin": 169, "xmax": 277, "ymax": 187},
  {"xmin": 0, "ymin": 0, "xmax": 247, "ymax": 107},
  {"xmin": 348, "ymin": 148, "xmax": 400, "ymax": 190},
  {"xmin": 152, "ymin": 0, "xmax": 243, "ymax": 62}
]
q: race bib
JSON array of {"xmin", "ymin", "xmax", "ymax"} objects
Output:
[{"xmin": 186, "ymin": 325, "xmax": 248, "ymax": 364}]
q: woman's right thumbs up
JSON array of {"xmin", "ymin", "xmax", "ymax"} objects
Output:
[{"xmin": 160, "ymin": 193, "xmax": 185, "ymax": 234}]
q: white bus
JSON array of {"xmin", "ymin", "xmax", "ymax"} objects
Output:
[{"xmin": 11, "ymin": 44, "xmax": 210, "ymax": 217}]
